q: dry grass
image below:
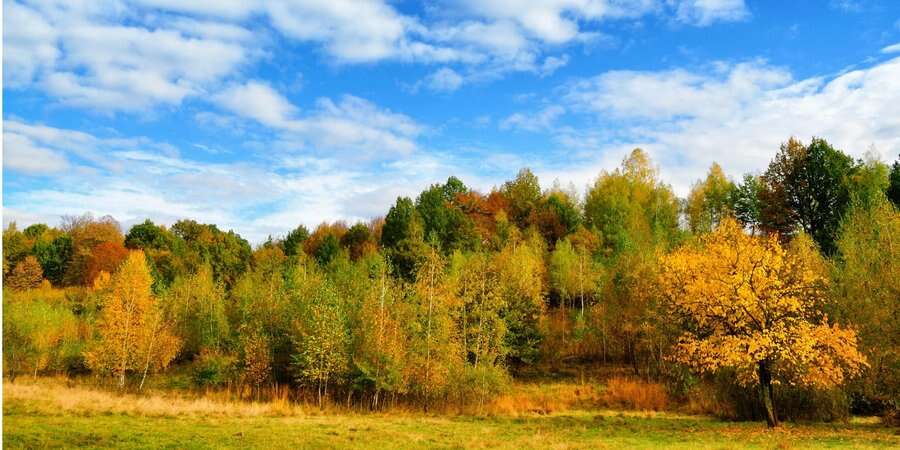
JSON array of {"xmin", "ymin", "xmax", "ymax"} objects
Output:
[
  {"xmin": 4, "ymin": 377, "xmax": 305, "ymax": 418},
  {"xmin": 597, "ymin": 376, "xmax": 670, "ymax": 411}
]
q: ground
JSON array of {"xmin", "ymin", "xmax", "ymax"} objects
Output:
[{"xmin": 3, "ymin": 379, "xmax": 899, "ymax": 449}]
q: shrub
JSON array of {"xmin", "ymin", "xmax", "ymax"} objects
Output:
[{"xmin": 192, "ymin": 351, "xmax": 238, "ymax": 388}]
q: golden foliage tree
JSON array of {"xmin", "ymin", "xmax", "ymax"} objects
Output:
[
  {"xmin": 659, "ymin": 219, "xmax": 866, "ymax": 427},
  {"xmin": 85, "ymin": 250, "xmax": 180, "ymax": 389}
]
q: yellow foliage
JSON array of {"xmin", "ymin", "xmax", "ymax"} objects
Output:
[
  {"xmin": 85, "ymin": 250, "xmax": 181, "ymax": 388},
  {"xmin": 658, "ymin": 218, "xmax": 866, "ymax": 389}
]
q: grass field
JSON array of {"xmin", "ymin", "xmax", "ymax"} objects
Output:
[{"xmin": 4, "ymin": 379, "xmax": 899, "ymax": 449}]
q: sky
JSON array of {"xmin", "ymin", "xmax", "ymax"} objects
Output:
[{"xmin": 4, "ymin": 0, "xmax": 900, "ymax": 243}]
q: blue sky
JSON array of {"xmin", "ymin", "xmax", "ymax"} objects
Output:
[{"xmin": 4, "ymin": 0, "xmax": 900, "ymax": 242}]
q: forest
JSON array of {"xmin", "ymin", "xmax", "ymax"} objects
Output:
[{"xmin": 4, "ymin": 137, "xmax": 900, "ymax": 429}]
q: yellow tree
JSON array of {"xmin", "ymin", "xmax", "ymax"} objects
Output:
[
  {"xmin": 659, "ymin": 219, "xmax": 866, "ymax": 427},
  {"xmin": 85, "ymin": 250, "xmax": 180, "ymax": 389}
]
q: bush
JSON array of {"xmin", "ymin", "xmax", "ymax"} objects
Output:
[
  {"xmin": 446, "ymin": 364, "xmax": 510, "ymax": 406},
  {"xmin": 192, "ymin": 351, "xmax": 238, "ymax": 388}
]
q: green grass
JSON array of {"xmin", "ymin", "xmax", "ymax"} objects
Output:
[
  {"xmin": 6, "ymin": 402, "xmax": 899, "ymax": 449},
  {"xmin": 3, "ymin": 379, "xmax": 899, "ymax": 449}
]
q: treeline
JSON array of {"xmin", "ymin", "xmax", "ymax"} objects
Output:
[{"xmin": 3, "ymin": 138, "xmax": 900, "ymax": 423}]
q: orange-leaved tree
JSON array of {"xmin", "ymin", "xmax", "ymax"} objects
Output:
[
  {"xmin": 85, "ymin": 250, "xmax": 180, "ymax": 389},
  {"xmin": 658, "ymin": 218, "xmax": 866, "ymax": 427}
]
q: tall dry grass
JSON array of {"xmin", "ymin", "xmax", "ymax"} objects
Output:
[{"xmin": 4, "ymin": 377, "xmax": 304, "ymax": 418}]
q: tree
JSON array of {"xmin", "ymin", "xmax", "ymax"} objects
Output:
[
  {"xmin": 62, "ymin": 214, "xmax": 124, "ymax": 286},
  {"xmin": 659, "ymin": 218, "xmax": 867, "ymax": 427},
  {"xmin": 282, "ymin": 224, "xmax": 310, "ymax": 257},
  {"xmin": 408, "ymin": 249, "xmax": 462, "ymax": 409},
  {"xmin": 6, "ymin": 256, "xmax": 44, "ymax": 291},
  {"xmin": 315, "ymin": 234, "xmax": 341, "ymax": 266},
  {"xmin": 33, "ymin": 234, "xmax": 73, "ymax": 286},
  {"xmin": 416, "ymin": 177, "xmax": 477, "ymax": 252},
  {"xmin": 760, "ymin": 137, "xmax": 856, "ymax": 254},
  {"xmin": 382, "ymin": 197, "xmax": 429, "ymax": 280},
  {"xmin": 84, "ymin": 241, "xmax": 129, "ymax": 285},
  {"xmin": 887, "ymin": 155, "xmax": 900, "ymax": 209},
  {"xmin": 584, "ymin": 149, "xmax": 681, "ymax": 253},
  {"xmin": 728, "ymin": 174, "xmax": 764, "ymax": 232},
  {"xmin": 533, "ymin": 189, "xmax": 581, "ymax": 246},
  {"xmin": 292, "ymin": 282, "xmax": 350, "ymax": 405},
  {"xmin": 164, "ymin": 265, "xmax": 229, "ymax": 358},
  {"xmin": 686, "ymin": 163, "xmax": 734, "ymax": 234},
  {"xmin": 3, "ymin": 223, "xmax": 33, "ymax": 276},
  {"xmin": 549, "ymin": 238, "xmax": 599, "ymax": 315},
  {"xmin": 85, "ymin": 251, "xmax": 180, "ymax": 389},
  {"xmin": 381, "ymin": 197, "xmax": 417, "ymax": 249},
  {"xmin": 340, "ymin": 223, "xmax": 376, "ymax": 261},
  {"xmin": 353, "ymin": 257, "xmax": 408, "ymax": 408},
  {"xmin": 493, "ymin": 235, "xmax": 546, "ymax": 366},
  {"xmin": 125, "ymin": 220, "xmax": 172, "ymax": 250},
  {"xmin": 831, "ymin": 197, "xmax": 900, "ymax": 417},
  {"xmin": 501, "ymin": 168, "xmax": 542, "ymax": 230}
]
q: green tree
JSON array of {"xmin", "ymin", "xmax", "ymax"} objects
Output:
[
  {"xmin": 164, "ymin": 265, "xmax": 229, "ymax": 358},
  {"xmin": 760, "ymin": 137, "xmax": 856, "ymax": 254},
  {"xmin": 886, "ymin": 155, "xmax": 900, "ymax": 209},
  {"xmin": 282, "ymin": 224, "xmax": 310, "ymax": 257},
  {"xmin": 686, "ymin": 163, "xmax": 735, "ymax": 234},
  {"xmin": 501, "ymin": 168, "xmax": 542, "ymax": 230},
  {"xmin": 415, "ymin": 177, "xmax": 477, "ymax": 252},
  {"xmin": 831, "ymin": 197, "xmax": 900, "ymax": 417},
  {"xmin": 292, "ymin": 281, "xmax": 350, "ymax": 405},
  {"xmin": 728, "ymin": 174, "xmax": 764, "ymax": 232},
  {"xmin": 585, "ymin": 148, "xmax": 681, "ymax": 253},
  {"xmin": 33, "ymin": 234, "xmax": 73, "ymax": 286}
]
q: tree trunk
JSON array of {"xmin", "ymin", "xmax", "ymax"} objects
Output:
[{"xmin": 758, "ymin": 361, "xmax": 778, "ymax": 428}]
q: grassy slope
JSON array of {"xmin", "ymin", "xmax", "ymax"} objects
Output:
[{"xmin": 4, "ymin": 380, "xmax": 899, "ymax": 449}]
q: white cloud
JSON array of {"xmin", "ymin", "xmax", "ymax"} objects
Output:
[
  {"xmin": 559, "ymin": 57, "xmax": 900, "ymax": 194},
  {"xmin": 425, "ymin": 68, "xmax": 465, "ymax": 92},
  {"xmin": 211, "ymin": 81, "xmax": 421, "ymax": 156},
  {"xmin": 213, "ymin": 81, "xmax": 298, "ymax": 128},
  {"xmin": 501, "ymin": 105, "xmax": 566, "ymax": 131},
  {"xmin": 668, "ymin": 0, "xmax": 749, "ymax": 26},
  {"xmin": 4, "ymin": 0, "xmax": 757, "ymax": 109},
  {"xmin": 4, "ymin": 1, "xmax": 253, "ymax": 111},
  {"xmin": 881, "ymin": 42, "xmax": 900, "ymax": 54},
  {"xmin": 3, "ymin": 132, "xmax": 70, "ymax": 174},
  {"xmin": 2, "ymin": 119, "xmax": 487, "ymax": 243}
]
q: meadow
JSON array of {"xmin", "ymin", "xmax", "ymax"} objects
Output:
[{"xmin": 4, "ymin": 377, "xmax": 899, "ymax": 449}]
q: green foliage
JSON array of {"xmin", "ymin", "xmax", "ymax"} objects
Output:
[
  {"xmin": 33, "ymin": 234, "xmax": 73, "ymax": 286},
  {"xmin": 164, "ymin": 265, "xmax": 230, "ymax": 359},
  {"xmin": 501, "ymin": 168, "xmax": 542, "ymax": 230},
  {"xmin": 831, "ymin": 197, "xmax": 900, "ymax": 416},
  {"xmin": 584, "ymin": 149, "xmax": 681, "ymax": 254},
  {"xmin": 291, "ymin": 282, "xmax": 350, "ymax": 402},
  {"xmin": 761, "ymin": 137, "xmax": 856, "ymax": 254},
  {"xmin": 282, "ymin": 224, "xmax": 310, "ymax": 257},
  {"xmin": 125, "ymin": 220, "xmax": 172, "ymax": 250},
  {"xmin": 886, "ymin": 155, "xmax": 900, "ymax": 209},
  {"xmin": 3, "ymin": 288, "xmax": 82, "ymax": 379},
  {"xmin": 171, "ymin": 219, "xmax": 252, "ymax": 287},
  {"xmin": 415, "ymin": 177, "xmax": 477, "ymax": 252},
  {"xmin": 686, "ymin": 163, "xmax": 734, "ymax": 234},
  {"xmin": 315, "ymin": 234, "xmax": 341, "ymax": 266},
  {"xmin": 728, "ymin": 174, "xmax": 764, "ymax": 231}
]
